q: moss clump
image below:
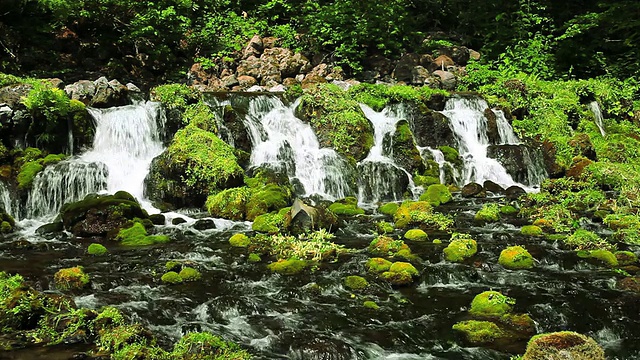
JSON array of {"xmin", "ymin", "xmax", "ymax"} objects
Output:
[
  {"xmin": 366, "ymin": 257, "xmax": 393, "ymax": 274},
  {"xmin": 404, "ymin": 229, "xmax": 428, "ymax": 241},
  {"xmin": 178, "ymin": 267, "xmax": 201, "ymax": 282},
  {"xmin": 576, "ymin": 249, "xmax": 618, "ymax": 268},
  {"xmin": 394, "ymin": 200, "xmax": 453, "ymax": 230},
  {"xmin": 252, "ymin": 207, "xmax": 289, "ymax": 234},
  {"xmin": 328, "ymin": 197, "xmax": 365, "ymax": 216},
  {"xmin": 500, "ymin": 205, "xmax": 518, "ymax": 215},
  {"xmin": 183, "ymin": 102, "xmax": 218, "ymax": 132},
  {"xmin": 380, "ymin": 262, "xmax": 419, "ymax": 286},
  {"xmin": 349, "ymin": 83, "xmax": 448, "ymax": 112},
  {"xmin": 363, "ymin": 300, "xmax": 380, "ymax": 310},
  {"xmin": 251, "ymin": 230, "xmax": 346, "ymax": 262},
  {"xmin": 452, "ymin": 320, "xmax": 506, "ymax": 344},
  {"xmin": 443, "ymin": 233, "xmax": 478, "ymax": 262},
  {"xmin": 376, "ymin": 221, "xmax": 394, "ymax": 234},
  {"xmin": 54, "ymin": 266, "xmax": 90, "ymax": 290},
  {"xmin": 161, "ymin": 271, "xmax": 183, "ymax": 284},
  {"xmin": 206, "ymin": 187, "xmax": 251, "ymax": 221},
  {"xmin": 344, "ymin": 275, "xmax": 369, "ymax": 291},
  {"xmin": 87, "ymin": 243, "xmax": 108, "ymax": 256},
  {"xmin": 378, "ymin": 202, "xmax": 399, "ymax": 216},
  {"xmin": 172, "ymin": 331, "xmax": 251, "ymax": 359},
  {"xmin": 565, "ymin": 229, "xmax": 608, "ymax": 250},
  {"xmin": 267, "ymin": 258, "xmax": 308, "ymax": 275},
  {"xmin": 17, "ymin": 161, "xmax": 44, "ymax": 189},
  {"xmin": 116, "ymin": 222, "xmax": 171, "ymax": 246},
  {"xmin": 368, "ymin": 235, "xmax": 411, "ymax": 257},
  {"xmin": 615, "ymin": 251, "xmax": 638, "ymax": 266},
  {"xmin": 475, "ymin": 203, "xmax": 501, "ymax": 222},
  {"xmin": 499, "ymin": 246, "xmax": 534, "ymax": 270},
  {"xmin": 229, "ymin": 233, "xmax": 251, "ymax": 247},
  {"xmin": 419, "ymin": 184, "xmax": 452, "ymax": 207},
  {"xmin": 245, "ymin": 183, "xmax": 292, "ymax": 220},
  {"xmin": 439, "ymin": 146, "xmax": 461, "ymax": 165},
  {"xmin": 523, "ymin": 331, "xmax": 605, "ymax": 360},
  {"xmin": 413, "ymin": 175, "xmax": 440, "ymax": 187},
  {"xmin": 248, "ymin": 253, "xmax": 261, "ymax": 263},
  {"xmin": 469, "ymin": 291, "xmax": 515, "ymax": 317},
  {"xmin": 521, "ymin": 225, "xmax": 543, "ymax": 236},
  {"xmin": 1, "ymin": 221, "xmax": 12, "ymax": 234},
  {"xmin": 165, "ymin": 261, "xmax": 182, "ymax": 272}
]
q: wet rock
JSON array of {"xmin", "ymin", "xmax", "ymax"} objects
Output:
[
  {"xmin": 389, "ymin": 120, "xmax": 424, "ymax": 174},
  {"xmin": 484, "ymin": 108, "xmax": 499, "ymax": 144},
  {"xmin": 363, "ymin": 54, "xmax": 393, "ymax": 77},
  {"xmin": 172, "ymin": 217, "xmax": 187, "ymax": 225},
  {"xmin": 149, "ymin": 214, "xmax": 165, "ymax": 225},
  {"xmin": 523, "ymin": 331, "xmax": 605, "ymax": 360},
  {"xmin": 193, "ymin": 219, "xmax": 216, "ymax": 230},
  {"xmin": 90, "ymin": 77, "xmax": 128, "ymax": 108},
  {"xmin": 461, "ymin": 183, "xmax": 485, "ymax": 197},
  {"xmin": 393, "ymin": 53, "xmax": 420, "ymax": 82},
  {"xmin": 505, "ymin": 185, "xmax": 526, "ymax": 200},
  {"xmin": 408, "ymin": 107, "xmax": 456, "ymax": 148},
  {"xmin": 487, "ymin": 144, "xmax": 546, "ymax": 186},
  {"xmin": 483, "ymin": 180, "xmax": 504, "ymax": 194},
  {"xmin": 36, "ymin": 221, "xmax": 64, "ymax": 235},
  {"xmin": 357, "ymin": 161, "xmax": 410, "ymax": 203},
  {"xmin": 287, "ymin": 199, "xmax": 338, "ymax": 235},
  {"xmin": 288, "ymin": 336, "xmax": 357, "ymax": 360}
]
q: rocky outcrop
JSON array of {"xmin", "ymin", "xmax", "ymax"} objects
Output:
[
  {"xmin": 408, "ymin": 107, "xmax": 456, "ymax": 148},
  {"xmin": 389, "ymin": 120, "xmax": 424, "ymax": 174},
  {"xmin": 487, "ymin": 144, "xmax": 547, "ymax": 186},
  {"xmin": 65, "ymin": 77, "xmax": 138, "ymax": 108}
]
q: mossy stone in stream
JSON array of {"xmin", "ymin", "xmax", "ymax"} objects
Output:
[
  {"xmin": 523, "ymin": 331, "xmax": 605, "ymax": 360},
  {"xmin": 363, "ymin": 301, "xmax": 380, "ymax": 310},
  {"xmin": 178, "ymin": 267, "xmax": 201, "ymax": 282},
  {"xmin": 172, "ymin": 331, "xmax": 251, "ymax": 359},
  {"xmin": 499, "ymin": 246, "xmax": 534, "ymax": 270},
  {"xmin": 87, "ymin": 243, "xmax": 108, "ymax": 256},
  {"xmin": 576, "ymin": 249, "xmax": 618, "ymax": 268},
  {"xmin": 521, "ymin": 225, "xmax": 543, "ymax": 236},
  {"xmin": 328, "ymin": 197, "xmax": 365, "ymax": 216},
  {"xmin": 54, "ymin": 266, "xmax": 90, "ymax": 291},
  {"xmin": 394, "ymin": 200, "xmax": 453, "ymax": 230},
  {"xmin": 439, "ymin": 146, "xmax": 461, "ymax": 165},
  {"xmin": 368, "ymin": 235, "xmax": 411, "ymax": 257},
  {"xmin": 469, "ymin": 291, "xmax": 515, "ymax": 317},
  {"xmin": 116, "ymin": 222, "xmax": 171, "ymax": 246},
  {"xmin": 165, "ymin": 261, "xmax": 182, "ymax": 272},
  {"xmin": 615, "ymin": 251, "xmax": 638, "ymax": 266},
  {"xmin": 252, "ymin": 207, "xmax": 289, "ymax": 234},
  {"xmin": 452, "ymin": 320, "xmax": 507, "ymax": 344},
  {"xmin": 443, "ymin": 234, "xmax": 477, "ymax": 262},
  {"xmin": 229, "ymin": 233, "xmax": 251, "ymax": 247},
  {"xmin": 380, "ymin": 262, "xmax": 419, "ymax": 286},
  {"xmin": 378, "ymin": 202, "xmax": 399, "ymax": 216},
  {"xmin": 248, "ymin": 253, "xmax": 261, "ymax": 263},
  {"xmin": 404, "ymin": 229, "xmax": 428, "ymax": 241},
  {"xmin": 268, "ymin": 258, "xmax": 308, "ymax": 275},
  {"xmin": 500, "ymin": 205, "xmax": 518, "ymax": 215},
  {"xmin": 344, "ymin": 275, "xmax": 368, "ymax": 291},
  {"xmin": 419, "ymin": 184, "xmax": 452, "ymax": 207},
  {"xmin": 376, "ymin": 221, "xmax": 394, "ymax": 234},
  {"xmin": 161, "ymin": 271, "xmax": 183, "ymax": 284},
  {"xmin": 413, "ymin": 175, "xmax": 439, "ymax": 187},
  {"xmin": 16, "ymin": 161, "xmax": 44, "ymax": 190},
  {"xmin": 206, "ymin": 187, "xmax": 251, "ymax": 221},
  {"xmin": 366, "ymin": 258, "xmax": 392, "ymax": 274},
  {"xmin": 475, "ymin": 203, "xmax": 500, "ymax": 222},
  {"xmin": 0, "ymin": 221, "xmax": 11, "ymax": 234}
]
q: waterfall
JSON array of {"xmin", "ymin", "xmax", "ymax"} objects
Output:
[
  {"xmin": 441, "ymin": 96, "xmax": 543, "ymax": 189},
  {"xmin": 26, "ymin": 101, "xmax": 165, "ymax": 219},
  {"xmin": 358, "ymin": 104, "xmax": 417, "ymax": 203},
  {"xmin": 588, "ymin": 101, "xmax": 606, "ymax": 137},
  {"xmin": 420, "ymin": 146, "xmax": 461, "ymax": 185},
  {"xmin": 0, "ymin": 181, "xmax": 13, "ymax": 216},
  {"xmin": 228, "ymin": 95, "xmax": 352, "ymax": 200}
]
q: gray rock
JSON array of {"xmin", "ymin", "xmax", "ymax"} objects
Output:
[
  {"xmin": 222, "ymin": 74, "xmax": 239, "ymax": 88},
  {"xmin": 243, "ymin": 34, "xmax": 263, "ymax": 59},
  {"xmin": 411, "ymin": 66, "xmax": 430, "ymax": 85},
  {"xmin": 393, "ymin": 53, "xmax": 420, "ymax": 82},
  {"xmin": 432, "ymin": 70, "xmax": 457, "ymax": 90},
  {"xmin": 65, "ymin": 80, "xmax": 96, "ymax": 104}
]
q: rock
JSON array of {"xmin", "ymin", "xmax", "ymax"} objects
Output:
[
  {"xmin": 309, "ymin": 63, "xmax": 329, "ymax": 78},
  {"xmin": 617, "ymin": 276, "xmax": 640, "ymax": 293},
  {"xmin": 389, "ymin": 120, "xmax": 424, "ymax": 174},
  {"xmin": 499, "ymin": 245, "xmax": 534, "ymax": 270},
  {"xmin": 444, "ymin": 234, "xmax": 477, "ymax": 262},
  {"xmin": 469, "ymin": 49, "xmax": 481, "ymax": 61},
  {"xmin": 487, "ymin": 144, "xmax": 546, "ymax": 186},
  {"xmin": 90, "ymin": 77, "xmax": 128, "ymax": 108},
  {"xmin": 357, "ymin": 161, "xmax": 410, "ymax": 203},
  {"xmin": 64, "ymin": 80, "xmax": 96, "ymax": 105},
  {"xmin": 149, "ymin": 214, "xmax": 165, "ymax": 225},
  {"xmin": 483, "ymin": 180, "xmax": 504, "ymax": 194},
  {"xmin": 0, "ymin": 83, "xmax": 32, "ymax": 109},
  {"xmin": 411, "ymin": 66, "xmax": 430, "ymax": 85},
  {"xmin": 523, "ymin": 332, "xmax": 605, "ymax": 360},
  {"xmin": 193, "ymin": 219, "xmax": 216, "ymax": 230},
  {"xmin": 434, "ymin": 55, "xmax": 454, "ymax": 69},
  {"xmin": 432, "ymin": 70, "xmax": 456, "ymax": 90},
  {"xmin": 408, "ymin": 107, "xmax": 456, "ymax": 148},
  {"xmin": 262, "ymin": 36, "xmax": 279, "ymax": 49},
  {"xmin": 282, "ymin": 77, "xmax": 299, "ymax": 87},
  {"xmin": 288, "ymin": 336, "xmax": 357, "ymax": 360},
  {"xmin": 242, "ymin": 34, "xmax": 263, "ymax": 59},
  {"xmin": 281, "ymin": 52, "xmax": 311, "ymax": 78},
  {"xmin": 461, "ymin": 183, "xmax": 485, "ymax": 197},
  {"xmin": 237, "ymin": 75, "xmax": 257, "ymax": 88},
  {"xmin": 439, "ymin": 46, "xmax": 470, "ymax": 65},
  {"xmin": 484, "ymin": 108, "xmax": 499, "ymax": 144},
  {"xmin": 363, "ymin": 55, "xmax": 393, "ymax": 77},
  {"xmin": 393, "ymin": 53, "xmax": 420, "ymax": 82},
  {"xmin": 222, "ymin": 74, "xmax": 239, "ymax": 88},
  {"xmin": 325, "ymin": 66, "xmax": 344, "ymax": 81},
  {"xmin": 505, "ymin": 185, "xmax": 526, "ymax": 200},
  {"xmin": 35, "ymin": 222, "xmax": 64, "ymax": 235},
  {"xmin": 568, "ymin": 133, "xmax": 597, "ymax": 160},
  {"xmin": 419, "ymin": 54, "xmax": 436, "ymax": 71},
  {"xmin": 287, "ymin": 199, "xmax": 338, "ymax": 235},
  {"xmin": 172, "ymin": 217, "xmax": 187, "ymax": 225},
  {"xmin": 541, "ymin": 140, "xmax": 565, "ymax": 178}
]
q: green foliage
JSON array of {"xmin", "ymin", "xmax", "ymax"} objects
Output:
[
  {"xmin": 87, "ymin": 243, "xmax": 108, "ymax": 256},
  {"xmin": 207, "ymin": 187, "xmax": 251, "ymax": 220},
  {"xmin": 475, "ymin": 203, "xmax": 501, "ymax": 222},
  {"xmin": 376, "ymin": 221, "xmax": 394, "ymax": 234},
  {"xmin": 443, "ymin": 233, "xmax": 478, "ymax": 263},
  {"xmin": 172, "ymin": 331, "xmax": 251, "ymax": 359},
  {"xmin": 183, "ymin": 102, "xmax": 218, "ymax": 133},
  {"xmin": 53, "ymin": 266, "xmax": 89, "ymax": 290},
  {"xmin": 251, "ymin": 208, "xmax": 288, "ymax": 234},
  {"xmin": 151, "ymin": 84, "xmax": 200, "ymax": 111},
  {"xmin": 349, "ymin": 84, "xmax": 449, "ymax": 111},
  {"xmin": 17, "ymin": 161, "xmax": 44, "ymax": 190},
  {"xmin": 368, "ymin": 235, "xmax": 412, "ymax": 258},
  {"xmin": 229, "ymin": 233, "xmax": 251, "ymax": 247},
  {"xmin": 420, "ymin": 184, "xmax": 452, "ymax": 207},
  {"xmin": 394, "ymin": 201, "xmax": 454, "ymax": 230},
  {"xmin": 565, "ymin": 229, "xmax": 611, "ymax": 250},
  {"xmin": 251, "ymin": 229, "xmax": 347, "ymax": 262}
]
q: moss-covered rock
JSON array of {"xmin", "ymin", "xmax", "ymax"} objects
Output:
[
  {"xmin": 344, "ymin": 275, "xmax": 368, "ymax": 291},
  {"xmin": 443, "ymin": 233, "xmax": 478, "ymax": 262},
  {"xmin": 475, "ymin": 203, "xmax": 501, "ymax": 222},
  {"xmin": 576, "ymin": 249, "xmax": 618, "ymax": 268},
  {"xmin": 376, "ymin": 221, "xmax": 394, "ymax": 234},
  {"xmin": 521, "ymin": 225, "xmax": 543, "ymax": 236},
  {"xmin": 252, "ymin": 207, "xmax": 289, "ymax": 234},
  {"xmin": 380, "ymin": 262, "xmax": 419, "ymax": 286},
  {"xmin": 413, "ymin": 174, "xmax": 440, "ymax": 187},
  {"xmin": 267, "ymin": 258, "xmax": 308, "ymax": 275},
  {"xmin": 178, "ymin": 267, "xmax": 201, "ymax": 282},
  {"xmin": 328, "ymin": 197, "xmax": 365, "ymax": 216},
  {"xmin": 394, "ymin": 200, "xmax": 453, "ymax": 230},
  {"xmin": 523, "ymin": 331, "xmax": 605, "ymax": 360},
  {"xmin": 363, "ymin": 300, "xmax": 380, "ymax": 310},
  {"xmin": 439, "ymin": 145, "xmax": 462, "ymax": 165},
  {"xmin": 378, "ymin": 202, "xmax": 399, "ymax": 216},
  {"xmin": 161, "ymin": 271, "xmax": 183, "ymax": 284},
  {"xmin": 500, "ymin": 205, "xmax": 518, "ymax": 215},
  {"xmin": 87, "ymin": 243, "xmax": 108, "ymax": 256},
  {"xmin": 248, "ymin": 253, "xmax": 262, "ymax": 263},
  {"xmin": 366, "ymin": 257, "xmax": 393, "ymax": 274},
  {"xmin": 172, "ymin": 331, "xmax": 251, "ymax": 359},
  {"xmin": 390, "ymin": 120, "xmax": 424, "ymax": 174},
  {"xmin": 499, "ymin": 246, "xmax": 534, "ymax": 270},
  {"xmin": 615, "ymin": 251, "xmax": 638, "ymax": 266},
  {"xmin": 296, "ymin": 83, "xmax": 374, "ymax": 162},
  {"xmin": 368, "ymin": 235, "xmax": 412, "ymax": 258},
  {"xmin": 404, "ymin": 228, "xmax": 428, "ymax": 241},
  {"xmin": 469, "ymin": 291, "xmax": 514, "ymax": 317},
  {"xmin": 54, "ymin": 267, "xmax": 90, "ymax": 291},
  {"xmin": 229, "ymin": 233, "xmax": 251, "ymax": 247},
  {"xmin": 419, "ymin": 184, "xmax": 452, "ymax": 206},
  {"xmin": 17, "ymin": 161, "xmax": 43, "ymax": 189},
  {"xmin": 116, "ymin": 222, "xmax": 171, "ymax": 246},
  {"xmin": 206, "ymin": 187, "xmax": 251, "ymax": 221},
  {"xmin": 452, "ymin": 320, "xmax": 507, "ymax": 345}
]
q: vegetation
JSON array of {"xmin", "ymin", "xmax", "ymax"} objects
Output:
[
  {"xmin": 499, "ymin": 246, "xmax": 535, "ymax": 270},
  {"xmin": 116, "ymin": 222, "xmax": 171, "ymax": 246},
  {"xmin": 443, "ymin": 233, "xmax": 478, "ymax": 263},
  {"xmin": 469, "ymin": 291, "xmax": 515, "ymax": 317},
  {"xmin": 53, "ymin": 267, "xmax": 90, "ymax": 291}
]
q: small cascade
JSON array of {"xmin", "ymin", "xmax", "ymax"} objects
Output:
[
  {"xmin": 205, "ymin": 98, "xmax": 235, "ymax": 147},
  {"xmin": 236, "ymin": 96, "xmax": 352, "ymax": 200},
  {"xmin": 588, "ymin": 101, "xmax": 606, "ymax": 137},
  {"xmin": 0, "ymin": 181, "xmax": 13, "ymax": 216},
  {"xmin": 357, "ymin": 104, "xmax": 417, "ymax": 203},
  {"xmin": 441, "ymin": 96, "xmax": 544, "ymax": 189},
  {"xmin": 420, "ymin": 146, "xmax": 460, "ymax": 185}
]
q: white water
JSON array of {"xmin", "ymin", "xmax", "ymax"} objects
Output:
[
  {"xmin": 0, "ymin": 181, "xmax": 12, "ymax": 216},
  {"xmin": 441, "ymin": 96, "xmax": 542, "ymax": 189},
  {"xmin": 239, "ymin": 96, "xmax": 352, "ymax": 200},
  {"xmin": 420, "ymin": 146, "xmax": 461, "ymax": 185},
  {"xmin": 588, "ymin": 101, "xmax": 606, "ymax": 137}
]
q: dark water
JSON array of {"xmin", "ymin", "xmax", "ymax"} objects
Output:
[{"xmin": 1, "ymin": 197, "xmax": 638, "ymax": 359}]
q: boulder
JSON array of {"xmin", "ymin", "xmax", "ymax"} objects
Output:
[
  {"xmin": 363, "ymin": 55, "xmax": 393, "ymax": 77},
  {"xmin": 432, "ymin": 70, "xmax": 456, "ymax": 90},
  {"xmin": 64, "ymin": 80, "xmax": 96, "ymax": 105},
  {"xmin": 505, "ymin": 185, "xmax": 526, "ymax": 200},
  {"xmin": 541, "ymin": 140, "xmax": 565, "ymax": 178},
  {"xmin": 389, "ymin": 120, "xmax": 424, "ymax": 174},
  {"xmin": 90, "ymin": 77, "xmax": 128, "ymax": 108},
  {"xmin": 411, "ymin": 66, "xmax": 430, "ymax": 85},
  {"xmin": 434, "ymin": 55, "xmax": 454, "ymax": 69},
  {"xmin": 287, "ymin": 199, "xmax": 339, "ymax": 235},
  {"xmin": 484, "ymin": 108, "xmax": 500, "ymax": 144},
  {"xmin": 408, "ymin": 107, "xmax": 456, "ymax": 148},
  {"xmin": 487, "ymin": 144, "xmax": 546, "ymax": 186},
  {"xmin": 242, "ymin": 34, "xmax": 263, "ymax": 59},
  {"xmin": 461, "ymin": 183, "xmax": 485, "ymax": 197},
  {"xmin": 439, "ymin": 46, "xmax": 470, "ymax": 66},
  {"xmin": 483, "ymin": 180, "xmax": 504, "ymax": 194},
  {"xmin": 393, "ymin": 53, "xmax": 420, "ymax": 82}
]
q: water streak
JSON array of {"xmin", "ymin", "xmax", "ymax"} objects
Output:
[{"xmin": 588, "ymin": 101, "xmax": 606, "ymax": 137}]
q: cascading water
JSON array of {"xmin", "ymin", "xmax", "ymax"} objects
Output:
[
  {"xmin": 26, "ymin": 101, "xmax": 165, "ymax": 219},
  {"xmin": 229, "ymin": 96, "xmax": 352, "ymax": 200},
  {"xmin": 589, "ymin": 101, "xmax": 606, "ymax": 137},
  {"xmin": 441, "ymin": 96, "xmax": 545, "ymax": 189},
  {"xmin": 420, "ymin": 146, "xmax": 460, "ymax": 185},
  {"xmin": 358, "ymin": 104, "xmax": 417, "ymax": 203},
  {"xmin": 0, "ymin": 181, "xmax": 13, "ymax": 216}
]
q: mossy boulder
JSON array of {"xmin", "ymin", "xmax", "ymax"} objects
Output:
[
  {"xmin": 252, "ymin": 207, "xmax": 289, "ymax": 234},
  {"xmin": 116, "ymin": 222, "xmax": 171, "ymax": 246},
  {"xmin": 206, "ymin": 187, "xmax": 251, "ymax": 221},
  {"xmin": 469, "ymin": 291, "xmax": 514, "ymax": 317},
  {"xmin": 378, "ymin": 202, "xmax": 399, "ymax": 216},
  {"xmin": 404, "ymin": 228, "xmax": 428, "ymax": 241},
  {"xmin": 267, "ymin": 258, "xmax": 308, "ymax": 275},
  {"xmin": 475, "ymin": 203, "xmax": 500, "ymax": 222},
  {"xmin": 413, "ymin": 174, "xmax": 440, "ymax": 187},
  {"xmin": 523, "ymin": 331, "xmax": 605, "ymax": 360},
  {"xmin": 394, "ymin": 200, "xmax": 453, "ymax": 231},
  {"xmin": 328, "ymin": 197, "xmax": 365, "ymax": 217},
  {"xmin": 145, "ymin": 125, "xmax": 244, "ymax": 209},
  {"xmin": 368, "ymin": 235, "xmax": 412, "ymax": 258},
  {"xmin": 0, "ymin": 208, "xmax": 15, "ymax": 233},
  {"xmin": 500, "ymin": 205, "xmax": 518, "ymax": 215},
  {"xmin": 295, "ymin": 83, "xmax": 374, "ymax": 162},
  {"xmin": 452, "ymin": 320, "xmax": 507, "ymax": 345},
  {"xmin": 54, "ymin": 266, "xmax": 90, "ymax": 291},
  {"xmin": 521, "ymin": 225, "xmax": 543, "ymax": 236},
  {"xmin": 419, "ymin": 184, "xmax": 452, "ymax": 207},
  {"xmin": 161, "ymin": 271, "xmax": 183, "ymax": 284},
  {"xmin": 376, "ymin": 221, "xmax": 394, "ymax": 234},
  {"xmin": 87, "ymin": 243, "xmax": 108, "ymax": 256},
  {"xmin": 172, "ymin": 331, "xmax": 251, "ymax": 359},
  {"xmin": 59, "ymin": 192, "xmax": 148, "ymax": 237},
  {"xmin": 366, "ymin": 257, "xmax": 393, "ymax": 274},
  {"xmin": 363, "ymin": 301, "xmax": 380, "ymax": 310},
  {"xmin": 615, "ymin": 251, "xmax": 638, "ymax": 266},
  {"xmin": 576, "ymin": 249, "xmax": 618, "ymax": 268},
  {"xmin": 178, "ymin": 267, "xmax": 201, "ymax": 282},
  {"xmin": 286, "ymin": 199, "xmax": 339, "ymax": 235},
  {"xmin": 499, "ymin": 246, "xmax": 534, "ymax": 270},
  {"xmin": 390, "ymin": 120, "xmax": 425, "ymax": 174},
  {"xmin": 439, "ymin": 146, "xmax": 462, "ymax": 165},
  {"xmin": 229, "ymin": 233, "xmax": 251, "ymax": 247},
  {"xmin": 380, "ymin": 262, "xmax": 419, "ymax": 286},
  {"xmin": 344, "ymin": 275, "xmax": 368, "ymax": 291},
  {"xmin": 443, "ymin": 234, "xmax": 477, "ymax": 262}
]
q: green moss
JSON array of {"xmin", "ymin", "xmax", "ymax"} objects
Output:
[
  {"xmin": 0, "ymin": 221, "xmax": 12, "ymax": 234},
  {"xmin": 161, "ymin": 271, "xmax": 183, "ymax": 284},
  {"xmin": 178, "ymin": 267, "xmax": 202, "ymax": 281},
  {"xmin": 469, "ymin": 291, "xmax": 515, "ymax": 317},
  {"xmin": 378, "ymin": 202, "xmax": 399, "ymax": 216},
  {"xmin": 182, "ymin": 101, "xmax": 218, "ymax": 133},
  {"xmin": 229, "ymin": 233, "xmax": 251, "ymax": 247},
  {"xmin": 251, "ymin": 230, "xmax": 346, "ymax": 261},
  {"xmin": 433, "ymin": 239, "xmax": 442, "ymax": 244},
  {"xmin": 521, "ymin": 225, "xmax": 543, "ymax": 236},
  {"xmin": 368, "ymin": 235, "xmax": 411, "ymax": 257},
  {"xmin": 394, "ymin": 200, "xmax": 454, "ymax": 230},
  {"xmin": 500, "ymin": 205, "xmax": 518, "ymax": 215},
  {"xmin": 523, "ymin": 331, "xmax": 605, "ymax": 360},
  {"xmin": 165, "ymin": 261, "xmax": 182, "ymax": 272},
  {"xmin": 452, "ymin": 320, "xmax": 506, "ymax": 344},
  {"xmin": 499, "ymin": 246, "xmax": 534, "ymax": 270},
  {"xmin": 363, "ymin": 300, "xmax": 380, "ymax": 310},
  {"xmin": 376, "ymin": 221, "xmax": 394, "ymax": 234},
  {"xmin": 439, "ymin": 146, "xmax": 462, "ymax": 165},
  {"xmin": 171, "ymin": 331, "xmax": 251, "ymax": 359},
  {"xmin": 206, "ymin": 187, "xmax": 251, "ymax": 220},
  {"xmin": 419, "ymin": 184, "xmax": 452, "ymax": 207},
  {"xmin": 40, "ymin": 153, "xmax": 66, "ymax": 166},
  {"xmin": 565, "ymin": 229, "xmax": 609, "ymax": 250},
  {"xmin": 344, "ymin": 275, "xmax": 369, "ymax": 291},
  {"xmin": 87, "ymin": 243, "xmax": 108, "ymax": 256},
  {"xmin": 116, "ymin": 222, "xmax": 171, "ymax": 246},
  {"xmin": 252, "ymin": 208, "xmax": 288, "ymax": 234},
  {"xmin": 443, "ymin": 233, "xmax": 478, "ymax": 262},
  {"xmin": 150, "ymin": 83, "xmax": 200, "ymax": 111},
  {"xmin": 404, "ymin": 229, "xmax": 428, "ymax": 241},
  {"xmin": 17, "ymin": 161, "xmax": 44, "ymax": 189},
  {"xmin": 267, "ymin": 258, "xmax": 308, "ymax": 275},
  {"xmin": 54, "ymin": 266, "xmax": 90, "ymax": 290},
  {"xmin": 577, "ymin": 249, "xmax": 618, "ymax": 267},
  {"xmin": 349, "ymin": 83, "xmax": 449, "ymax": 112},
  {"xmin": 246, "ymin": 184, "xmax": 292, "ymax": 220},
  {"xmin": 475, "ymin": 203, "xmax": 501, "ymax": 222},
  {"xmin": 381, "ymin": 262, "xmax": 419, "ymax": 286},
  {"xmin": 413, "ymin": 175, "xmax": 440, "ymax": 187},
  {"xmin": 328, "ymin": 199, "xmax": 365, "ymax": 216},
  {"xmin": 248, "ymin": 253, "xmax": 261, "ymax": 263},
  {"xmin": 615, "ymin": 251, "xmax": 638, "ymax": 266},
  {"xmin": 366, "ymin": 257, "xmax": 393, "ymax": 274}
]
